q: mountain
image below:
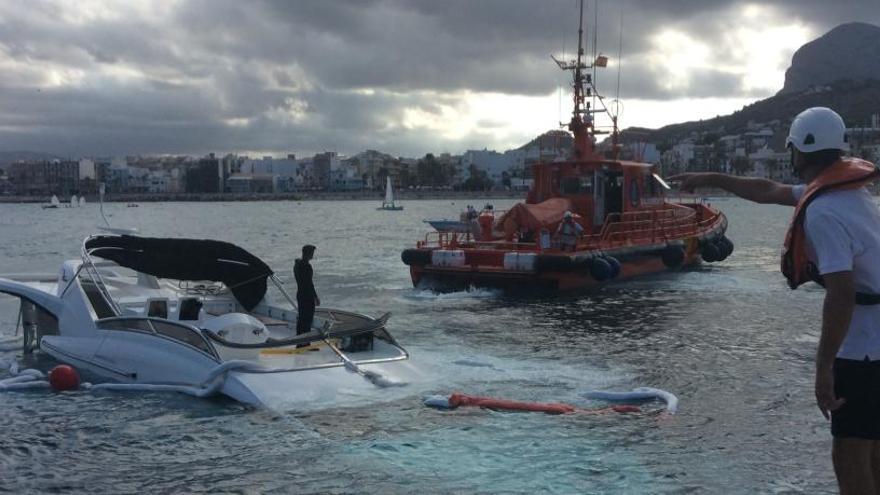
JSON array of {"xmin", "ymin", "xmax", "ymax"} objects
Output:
[
  {"xmin": 518, "ymin": 129, "xmax": 573, "ymax": 152},
  {"xmin": 618, "ymin": 22, "xmax": 880, "ymax": 147},
  {"xmin": 781, "ymin": 22, "xmax": 880, "ymax": 94}
]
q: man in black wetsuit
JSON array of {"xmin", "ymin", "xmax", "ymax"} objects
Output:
[{"xmin": 293, "ymin": 244, "xmax": 320, "ymax": 337}]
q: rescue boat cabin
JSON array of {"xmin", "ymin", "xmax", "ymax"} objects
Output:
[{"xmin": 527, "ymin": 159, "xmax": 667, "ymax": 234}]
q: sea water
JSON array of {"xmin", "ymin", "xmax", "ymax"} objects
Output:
[{"xmin": 0, "ymin": 198, "xmax": 838, "ymax": 493}]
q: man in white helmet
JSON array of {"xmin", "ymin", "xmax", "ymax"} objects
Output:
[
  {"xmin": 671, "ymin": 107, "xmax": 880, "ymax": 492},
  {"xmin": 554, "ymin": 210, "xmax": 583, "ymax": 251}
]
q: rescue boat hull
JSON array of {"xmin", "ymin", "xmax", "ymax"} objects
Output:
[
  {"xmin": 405, "ymin": 210, "xmax": 728, "ymax": 292},
  {"xmin": 409, "ymin": 248, "xmax": 703, "ymax": 291}
]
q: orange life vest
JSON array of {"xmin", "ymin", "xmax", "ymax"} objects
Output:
[{"xmin": 781, "ymin": 158, "xmax": 880, "ymax": 289}]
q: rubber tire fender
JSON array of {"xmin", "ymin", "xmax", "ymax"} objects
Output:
[
  {"xmin": 605, "ymin": 256, "xmax": 621, "ymax": 279},
  {"xmin": 717, "ymin": 236, "xmax": 734, "ymax": 260},
  {"xmin": 590, "ymin": 257, "xmax": 612, "ymax": 281},
  {"xmin": 700, "ymin": 242, "xmax": 721, "ymax": 263},
  {"xmin": 401, "ymin": 249, "xmax": 432, "ymax": 266},
  {"xmin": 535, "ymin": 254, "xmax": 574, "ymax": 273},
  {"xmin": 661, "ymin": 245, "xmax": 685, "ymax": 267}
]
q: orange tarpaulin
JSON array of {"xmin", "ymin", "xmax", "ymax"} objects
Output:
[{"xmin": 496, "ymin": 198, "xmax": 585, "ymax": 241}]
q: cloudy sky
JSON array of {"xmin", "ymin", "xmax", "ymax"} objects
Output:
[{"xmin": 1, "ymin": 0, "xmax": 878, "ymax": 159}]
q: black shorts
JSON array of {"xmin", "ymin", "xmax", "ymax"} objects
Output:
[{"xmin": 831, "ymin": 358, "xmax": 880, "ymax": 439}]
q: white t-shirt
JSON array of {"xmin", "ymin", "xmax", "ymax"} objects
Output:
[{"xmin": 792, "ymin": 184, "xmax": 880, "ymax": 360}]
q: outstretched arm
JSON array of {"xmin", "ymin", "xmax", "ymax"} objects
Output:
[{"xmin": 668, "ymin": 173, "xmax": 796, "ymax": 206}]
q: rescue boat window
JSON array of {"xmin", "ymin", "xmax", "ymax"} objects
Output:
[
  {"xmin": 561, "ymin": 177, "xmax": 580, "ymax": 194},
  {"xmin": 629, "ymin": 179, "xmax": 640, "ymax": 207},
  {"xmin": 580, "ymin": 176, "xmax": 594, "ymax": 193},
  {"xmin": 647, "ymin": 173, "xmax": 658, "ymax": 196}
]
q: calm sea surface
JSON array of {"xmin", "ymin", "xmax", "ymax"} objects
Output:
[{"xmin": 0, "ymin": 198, "xmax": 840, "ymax": 493}]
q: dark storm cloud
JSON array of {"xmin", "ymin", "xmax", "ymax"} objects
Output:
[{"xmin": 0, "ymin": 0, "xmax": 877, "ymax": 156}]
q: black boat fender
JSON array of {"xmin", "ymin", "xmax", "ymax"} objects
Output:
[
  {"xmin": 661, "ymin": 245, "xmax": 685, "ymax": 267},
  {"xmin": 604, "ymin": 255, "xmax": 621, "ymax": 279},
  {"xmin": 701, "ymin": 235, "xmax": 734, "ymax": 263},
  {"xmin": 573, "ymin": 254, "xmax": 596, "ymax": 274},
  {"xmin": 535, "ymin": 254, "xmax": 574, "ymax": 272},
  {"xmin": 590, "ymin": 257, "xmax": 612, "ymax": 281},
  {"xmin": 401, "ymin": 249, "xmax": 432, "ymax": 266},
  {"xmin": 701, "ymin": 241, "xmax": 722, "ymax": 262},
  {"xmin": 717, "ymin": 236, "xmax": 734, "ymax": 260}
]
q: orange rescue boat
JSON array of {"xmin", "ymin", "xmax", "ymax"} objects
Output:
[{"xmin": 401, "ymin": 2, "xmax": 730, "ymax": 292}]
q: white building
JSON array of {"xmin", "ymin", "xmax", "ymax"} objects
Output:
[
  {"xmin": 78, "ymin": 158, "xmax": 96, "ymax": 180},
  {"xmin": 461, "ymin": 149, "xmax": 519, "ymax": 185}
]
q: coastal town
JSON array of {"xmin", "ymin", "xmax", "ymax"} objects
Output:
[{"xmin": 2, "ymin": 111, "xmax": 879, "ymax": 201}]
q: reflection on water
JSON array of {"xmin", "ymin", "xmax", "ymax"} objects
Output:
[{"xmin": 0, "ymin": 199, "xmax": 837, "ymax": 493}]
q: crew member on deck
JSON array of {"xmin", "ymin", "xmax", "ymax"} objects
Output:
[
  {"xmin": 294, "ymin": 245, "xmax": 320, "ymax": 338},
  {"xmin": 671, "ymin": 107, "xmax": 880, "ymax": 493},
  {"xmin": 555, "ymin": 211, "xmax": 583, "ymax": 252}
]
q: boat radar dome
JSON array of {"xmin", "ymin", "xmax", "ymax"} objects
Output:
[{"xmin": 564, "ymin": 211, "xmax": 573, "ymax": 218}]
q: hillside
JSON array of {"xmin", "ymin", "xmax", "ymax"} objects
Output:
[
  {"xmin": 620, "ymin": 78, "xmax": 880, "ymax": 146},
  {"xmin": 518, "ymin": 129, "xmax": 573, "ymax": 152}
]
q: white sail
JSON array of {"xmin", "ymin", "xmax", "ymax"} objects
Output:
[
  {"xmin": 384, "ymin": 176, "xmax": 394, "ymax": 204},
  {"xmin": 70, "ymin": 195, "xmax": 77, "ymax": 207},
  {"xmin": 79, "ymin": 196, "xmax": 86, "ymax": 206},
  {"xmin": 50, "ymin": 195, "xmax": 60, "ymax": 206}
]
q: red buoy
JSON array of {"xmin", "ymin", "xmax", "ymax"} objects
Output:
[{"xmin": 48, "ymin": 365, "xmax": 80, "ymax": 391}]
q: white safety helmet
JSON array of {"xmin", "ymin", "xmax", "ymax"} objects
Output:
[{"xmin": 785, "ymin": 107, "xmax": 849, "ymax": 153}]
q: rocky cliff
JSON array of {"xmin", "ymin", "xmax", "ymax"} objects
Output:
[{"xmin": 781, "ymin": 22, "xmax": 880, "ymax": 94}]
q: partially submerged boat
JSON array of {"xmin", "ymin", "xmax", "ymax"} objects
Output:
[
  {"xmin": 0, "ymin": 234, "xmax": 409, "ymax": 406},
  {"xmin": 401, "ymin": 3, "xmax": 730, "ymax": 292}
]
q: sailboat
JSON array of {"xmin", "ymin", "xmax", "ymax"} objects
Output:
[
  {"xmin": 69, "ymin": 195, "xmax": 78, "ymax": 208},
  {"xmin": 378, "ymin": 176, "xmax": 403, "ymax": 211},
  {"xmin": 41, "ymin": 195, "xmax": 60, "ymax": 209},
  {"xmin": 79, "ymin": 196, "xmax": 87, "ymax": 206}
]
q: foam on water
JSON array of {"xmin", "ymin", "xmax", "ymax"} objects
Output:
[{"xmin": 400, "ymin": 287, "xmax": 503, "ymax": 302}]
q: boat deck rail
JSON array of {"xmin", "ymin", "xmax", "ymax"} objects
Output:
[
  {"xmin": 584, "ymin": 204, "xmax": 721, "ymax": 247},
  {"xmin": 417, "ymin": 202, "xmax": 724, "ymax": 251}
]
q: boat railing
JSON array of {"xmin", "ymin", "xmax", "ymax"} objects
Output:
[
  {"xmin": 586, "ymin": 204, "xmax": 721, "ymax": 247},
  {"xmin": 418, "ymin": 203, "xmax": 723, "ymax": 251},
  {"xmin": 77, "ymin": 238, "xmax": 124, "ymax": 317},
  {"xmin": 418, "ymin": 231, "xmax": 477, "ymax": 249}
]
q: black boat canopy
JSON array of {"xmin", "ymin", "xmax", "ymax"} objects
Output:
[{"xmin": 84, "ymin": 235, "xmax": 274, "ymax": 311}]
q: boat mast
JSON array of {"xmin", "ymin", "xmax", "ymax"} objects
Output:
[
  {"xmin": 555, "ymin": 0, "xmax": 597, "ymax": 161},
  {"xmin": 552, "ymin": 0, "xmax": 617, "ymax": 162}
]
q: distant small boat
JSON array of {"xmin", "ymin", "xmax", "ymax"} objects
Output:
[
  {"xmin": 41, "ymin": 195, "xmax": 60, "ymax": 209},
  {"xmin": 126, "ymin": 203, "xmax": 139, "ymax": 208},
  {"xmin": 377, "ymin": 176, "xmax": 403, "ymax": 211},
  {"xmin": 79, "ymin": 196, "xmax": 86, "ymax": 206},
  {"xmin": 69, "ymin": 195, "xmax": 78, "ymax": 208}
]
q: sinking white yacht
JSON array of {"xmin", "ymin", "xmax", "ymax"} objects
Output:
[{"xmin": 0, "ymin": 234, "xmax": 409, "ymax": 406}]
